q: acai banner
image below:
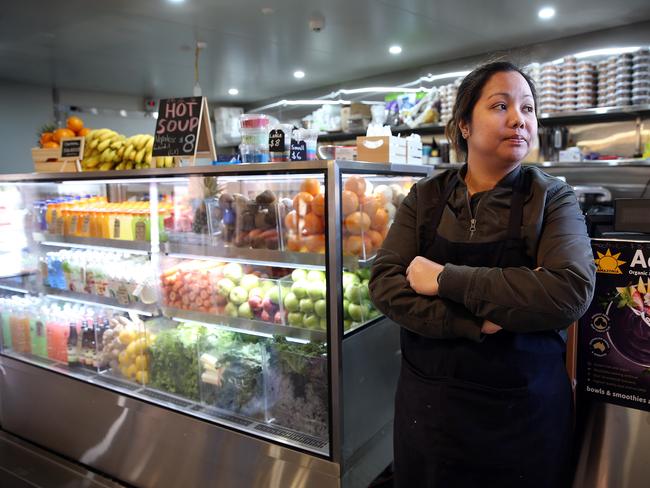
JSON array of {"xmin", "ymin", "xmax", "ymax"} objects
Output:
[{"xmin": 578, "ymin": 239, "xmax": 650, "ymax": 412}]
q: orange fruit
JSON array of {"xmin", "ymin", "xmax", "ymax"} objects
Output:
[
  {"xmin": 344, "ymin": 176, "xmax": 366, "ymax": 197},
  {"xmin": 66, "ymin": 116, "xmax": 84, "ymax": 133},
  {"xmin": 300, "ymin": 178, "xmax": 321, "ymax": 196},
  {"xmin": 344, "ymin": 211, "xmax": 371, "ymax": 235},
  {"xmin": 284, "ymin": 210, "xmax": 301, "ymax": 233},
  {"xmin": 302, "ymin": 212, "xmax": 324, "ymax": 235},
  {"xmin": 77, "ymin": 127, "xmax": 91, "ymax": 137},
  {"xmin": 359, "ymin": 195, "xmax": 379, "ymax": 218},
  {"xmin": 304, "ymin": 234, "xmax": 326, "ymax": 253},
  {"xmin": 371, "ymin": 208, "xmax": 389, "ymax": 230},
  {"xmin": 42, "ymin": 141, "xmax": 59, "ymax": 149},
  {"xmin": 40, "ymin": 132, "xmax": 54, "ymax": 145},
  {"xmin": 292, "ymin": 192, "xmax": 313, "ymax": 216},
  {"xmin": 312, "ymin": 193, "xmax": 325, "ymax": 217},
  {"xmin": 52, "ymin": 128, "xmax": 75, "ymax": 143},
  {"xmin": 343, "ymin": 236, "xmax": 364, "ymax": 256},
  {"xmin": 365, "ymin": 229, "xmax": 384, "ymax": 249},
  {"xmin": 341, "ymin": 190, "xmax": 359, "ymax": 216},
  {"xmin": 287, "ymin": 235, "xmax": 304, "ymax": 252}
]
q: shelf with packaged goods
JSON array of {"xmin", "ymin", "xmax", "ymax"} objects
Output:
[
  {"xmin": 162, "ymin": 306, "xmax": 327, "ymax": 343},
  {"xmin": 163, "ymin": 241, "xmax": 368, "ymax": 270},
  {"xmin": 316, "ymin": 104, "xmax": 650, "ymax": 143},
  {"xmin": 43, "ymin": 287, "xmax": 158, "ymax": 317},
  {"xmin": 0, "ymin": 274, "xmax": 39, "ymax": 294},
  {"xmin": 37, "ymin": 234, "xmax": 152, "ymax": 254}
]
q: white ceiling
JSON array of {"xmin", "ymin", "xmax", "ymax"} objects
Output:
[{"xmin": 2, "ymin": 0, "xmax": 650, "ymax": 104}]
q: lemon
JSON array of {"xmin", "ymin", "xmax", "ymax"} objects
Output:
[
  {"xmin": 118, "ymin": 350, "xmax": 129, "ymax": 366},
  {"xmin": 126, "ymin": 363, "xmax": 137, "ymax": 380},
  {"xmin": 135, "ymin": 354, "xmax": 149, "ymax": 370},
  {"xmin": 119, "ymin": 330, "xmax": 135, "ymax": 345},
  {"xmin": 133, "ymin": 338, "xmax": 147, "ymax": 355},
  {"xmin": 126, "ymin": 341, "xmax": 138, "ymax": 358},
  {"xmin": 135, "ymin": 370, "xmax": 150, "ymax": 384}
]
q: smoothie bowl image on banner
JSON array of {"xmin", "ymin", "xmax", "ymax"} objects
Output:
[{"xmin": 605, "ymin": 277, "xmax": 650, "ymax": 367}]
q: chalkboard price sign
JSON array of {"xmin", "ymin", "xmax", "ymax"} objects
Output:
[
  {"xmin": 59, "ymin": 137, "xmax": 85, "ymax": 160},
  {"xmin": 152, "ymin": 96, "xmax": 216, "ymax": 160},
  {"xmin": 290, "ymin": 139, "xmax": 306, "ymax": 161},
  {"xmin": 269, "ymin": 129, "xmax": 286, "ymax": 152}
]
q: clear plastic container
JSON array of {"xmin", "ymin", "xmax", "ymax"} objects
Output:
[
  {"xmin": 240, "ymin": 143, "xmax": 270, "ymax": 163},
  {"xmin": 240, "ymin": 114, "xmax": 270, "ymax": 129}
]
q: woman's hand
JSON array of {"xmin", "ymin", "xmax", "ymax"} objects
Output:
[
  {"xmin": 481, "ymin": 320, "xmax": 503, "ymax": 335},
  {"xmin": 406, "ymin": 256, "xmax": 444, "ymax": 296}
]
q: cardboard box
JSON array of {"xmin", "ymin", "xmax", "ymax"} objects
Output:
[
  {"xmin": 356, "ymin": 136, "xmax": 407, "ymax": 164},
  {"xmin": 406, "ymin": 138, "xmax": 423, "ymax": 164}
]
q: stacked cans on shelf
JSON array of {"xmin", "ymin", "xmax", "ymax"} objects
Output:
[
  {"xmin": 614, "ymin": 53, "xmax": 634, "ymax": 106},
  {"xmin": 596, "ymin": 58, "xmax": 614, "ymax": 107},
  {"xmin": 576, "ymin": 61, "xmax": 596, "ymax": 109},
  {"xmin": 632, "ymin": 48, "xmax": 650, "ymax": 106},
  {"xmin": 558, "ymin": 56, "xmax": 578, "ymax": 112},
  {"xmin": 539, "ymin": 62, "xmax": 559, "ymax": 113}
]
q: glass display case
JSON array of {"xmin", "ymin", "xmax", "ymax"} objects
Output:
[{"xmin": 0, "ymin": 161, "xmax": 429, "ymax": 488}]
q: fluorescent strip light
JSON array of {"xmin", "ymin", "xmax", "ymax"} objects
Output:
[
  {"xmin": 40, "ymin": 240, "xmax": 150, "ymax": 255},
  {"xmin": 46, "ymin": 294, "xmax": 154, "ymax": 316}
]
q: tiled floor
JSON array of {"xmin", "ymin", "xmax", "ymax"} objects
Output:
[{"xmin": 0, "ymin": 430, "xmax": 125, "ymax": 488}]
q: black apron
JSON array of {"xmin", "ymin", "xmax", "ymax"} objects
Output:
[{"xmin": 394, "ymin": 170, "xmax": 572, "ymax": 488}]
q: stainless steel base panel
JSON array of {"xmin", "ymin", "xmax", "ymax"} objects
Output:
[
  {"xmin": 0, "ymin": 355, "xmax": 340, "ymax": 488},
  {"xmin": 573, "ymin": 401, "xmax": 650, "ymax": 488}
]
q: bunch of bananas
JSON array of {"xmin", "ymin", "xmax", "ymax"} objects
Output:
[{"xmin": 82, "ymin": 129, "xmax": 174, "ymax": 171}]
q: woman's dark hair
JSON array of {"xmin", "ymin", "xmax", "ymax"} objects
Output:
[{"xmin": 445, "ymin": 61, "xmax": 537, "ymax": 160}]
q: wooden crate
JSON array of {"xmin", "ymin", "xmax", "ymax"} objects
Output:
[{"xmin": 32, "ymin": 147, "xmax": 80, "ymax": 173}]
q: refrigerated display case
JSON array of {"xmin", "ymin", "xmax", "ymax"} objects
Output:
[{"xmin": 0, "ymin": 161, "xmax": 430, "ymax": 488}]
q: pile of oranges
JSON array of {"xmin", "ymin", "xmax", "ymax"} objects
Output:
[
  {"xmin": 39, "ymin": 116, "xmax": 90, "ymax": 149},
  {"xmin": 284, "ymin": 176, "xmax": 394, "ymax": 258}
]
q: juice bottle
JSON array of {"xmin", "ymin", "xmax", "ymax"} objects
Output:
[
  {"xmin": 0, "ymin": 298, "xmax": 13, "ymax": 350},
  {"xmin": 122, "ymin": 209, "xmax": 135, "ymax": 240},
  {"xmin": 10, "ymin": 304, "xmax": 31, "ymax": 354},
  {"xmin": 47, "ymin": 308, "xmax": 67, "ymax": 363},
  {"xmin": 30, "ymin": 307, "xmax": 47, "ymax": 359},
  {"xmin": 109, "ymin": 206, "xmax": 121, "ymax": 240},
  {"xmin": 132, "ymin": 210, "xmax": 150, "ymax": 241}
]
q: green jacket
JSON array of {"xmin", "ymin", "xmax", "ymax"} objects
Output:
[{"xmin": 369, "ymin": 164, "xmax": 596, "ymax": 342}]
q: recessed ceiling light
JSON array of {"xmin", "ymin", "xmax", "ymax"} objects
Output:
[
  {"xmin": 538, "ymin": 6, "xmax": 556, "ymax": 19},
  {"xmin": 389, "ymin": 45, "xmax": 402, "ymax": 55},
  {"xmin": 293, "ymin": 70, "xmax": 305, "ymax": 79},
  {"xmin": 168, "ymin": 0, "xmax": 185, "ymax": 4},
  {"xmin": 228, "ymin": 88, "xmax": 239, "ymax": 96}
]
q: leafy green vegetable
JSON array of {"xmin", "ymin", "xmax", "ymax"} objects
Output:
[{"xmin": 150, "ymin": 323, "xmax": 205, "ymax": 401}]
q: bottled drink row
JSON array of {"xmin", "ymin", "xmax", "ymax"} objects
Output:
[
  {"xmin": 1, "ymin": 295, "xmax": 116, "ymax": 370},
  {"xmin": 34, "ymin": 195, "xmax": 171, "ymax": 241},
  {"xmin": 44, "ymin": 249, "xmax": 153, "ymax": 304}
]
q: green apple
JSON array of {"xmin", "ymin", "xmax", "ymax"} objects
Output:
[
  {"xmin": 299, "ymin": 298, "xmax": 314, "ymax": 314},
  {"xmin": 303, "ymin": 313, "xmax": 320, "ymax": 330},
  {"xmin": 217, "ymin": 278, "xmax": 235, "ymax": 297},
  {"xmin": 319, "ymin": 318, "xmax": 327, "ymax": 330},
  {"xmin": 283, "ymin": 292, "xmax": 300, "ymax": 312},
  {"xmin": 369, "ymin": 308, "xmax": 382, "ymax": 319},
  {"xmin": 238, "ymin": 302, "xmax": 254, "ymax": 319},
  {"xmin": 344, "ymin": 283, "xmax": 365, "ymax": 304},
  {"xmin": 291, "ymin": 280, "xmax": 309, "ymax": 299},
  {"xmin": 225, "ymin": 302, "xmax": 238, "ymax": 317},
  {"xmin": 348, "ymin": 303, "xmax": 369, "ymax": 322},
  {"xmin": 287, "ymin": 312, "xmax": 304, "ymax": 327},
  {"xmin": 343, "ymin": 319, "xmax": 353, "ymax": 331},
  {"xmin": 314, "ymin": 299, "xmax": 327, "ymax": 318},
  {"xmin": 291, "ymin": 268, "xmax": 308, "ymax": 282},
  {"xmin": 240, "ymin": 274, "xmax": 260, "ymax": 291},
  {"xmin": 342, "ymin": 271, "xmax": 360, "ymax": 289},
  {"xmin": 343, "ymin": 299, "xmax": 350, "ymax": 318},
  {"xmin": 307, "ymin": 281, "xmax": 325, "ymax": 300},
  {"xmin": 261, "ymin": 280, "xmax": 275, "ymax": 292},
  {"xmin": 307, "ymin": 270, "xmax": 326, "ymax": 282},
  {"xmin": 229, "ymin": 286, "xmax": 249, "ymax": 305},
  {"xmin": 357, "ymin": 268, "xmax": 371, "ymax": 281},
  {"xmin": 265, "ymin": 286, "xmax": 280, "ymax": 304},
  {"xmin": 223, "ymin": 262, "xmax": 243, "ymax": 284}
]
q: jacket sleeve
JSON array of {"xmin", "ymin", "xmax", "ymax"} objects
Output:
[
  {"xmin": 437, "ymin": 183, "xmax": 596, "ymax": 332},
  {"xmin": 369, "ymin": 182, "xmax": 483, "ymax": 342}
]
